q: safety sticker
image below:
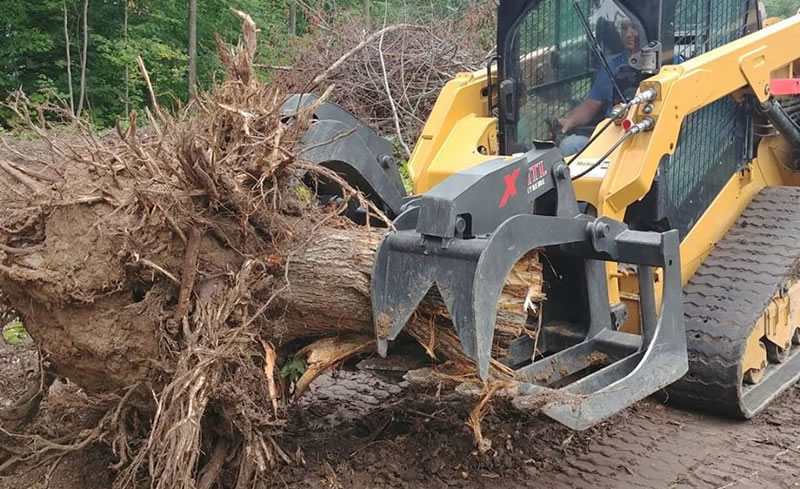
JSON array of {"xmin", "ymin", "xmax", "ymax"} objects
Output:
[{"xmin": 570, "ymin": 158, "xmax": 611, "ymax": 179}]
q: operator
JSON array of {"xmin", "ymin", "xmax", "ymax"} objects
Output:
[{"xmin": 557, "ymin": 17, "xmax": 641, "ymax": 156}]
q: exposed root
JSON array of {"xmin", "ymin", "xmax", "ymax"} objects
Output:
[
  {"xmin": 0, "ymin": 357, "xmax": 52, "ymax": 433},
  {"xmin": 466, "ymin": 382, "xmax": 508, "ymax": 454},
  {"xmin": 0, "ymin": 158, "xmax": 43, "ymax": 192},
  {"xmin": 293, "ymin": 335, "xmax": 375, "ymax": 399}
]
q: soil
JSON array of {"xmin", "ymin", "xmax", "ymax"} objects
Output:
[{"xmin": 3, "ymin": 342, "xmax": 800, "ymax": 489}]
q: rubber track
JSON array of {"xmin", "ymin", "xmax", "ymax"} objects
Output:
[{"xmin": 666, "ymin": 186, "xmax": 800, "ymax": 417}]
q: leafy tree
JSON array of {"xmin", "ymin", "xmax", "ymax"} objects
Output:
[{"xmin": 1, "ymin": 0, "xmax": 291, "ymax": 127}]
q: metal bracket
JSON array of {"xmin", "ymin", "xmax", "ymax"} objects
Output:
[{"xmin": 630, "ymin": 41, "xmax": 662, "ymax": 74}]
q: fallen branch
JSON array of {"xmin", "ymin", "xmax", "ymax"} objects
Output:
[
  {"xmin": 378, "ymin": 8, "xmax": 411, "ymax": 157},
  {"xmin": 0, "ymin": 159, "xmax": 42, "ymax": 193}
]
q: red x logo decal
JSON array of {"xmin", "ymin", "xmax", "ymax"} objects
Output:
[{"xmin": 499, "ymin": 168, "xmax": 520, "ymax": 209}]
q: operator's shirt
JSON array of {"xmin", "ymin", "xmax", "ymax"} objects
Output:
[
  {"xmin": 588, "ymin": 53, "xmax": 630, "ymax": 118},
  {"xmin": 589, "ymin": 53, "xmax": 684, "ymax": 118}
]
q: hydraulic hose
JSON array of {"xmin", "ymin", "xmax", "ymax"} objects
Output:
[
  {"xmin": 759, "ymin": 98, "xmax": 800, "ymax": 171},
  {"xmin": 571, "ymin": 117, "xmax": 654, "ymax": 181}
]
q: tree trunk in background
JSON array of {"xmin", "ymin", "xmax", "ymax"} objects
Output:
[
  {"xmin": 76, "ymin": 0, "xmax": 89, "ymax": 118},
  {"xmin": 188, "ymin": 0, "xmax": 198, "ymax": 98},
  {"xmin": 63, "ymin": 1, "xmax": 75, "ymax": 117},
  {"xmin": 289, "ymin": 1, "xmax": 297, "ymax": 36},
  {"xmin": 124, "ymin": 0, "xmax": 129, "ymax": 115},
  {"xmin": 364, "ymin": 0, "xmax": 370, "ymax": 26}
]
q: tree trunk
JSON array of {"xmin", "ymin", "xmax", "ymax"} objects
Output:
[
  {"xmin": 363, "ymin": 0, "xmax": 370, "ymax": 27},
  {"xmin": 289, "ymin": 1, "xmax": 297, "ymax": 37},
  {"xmin": 0, "ymin": 218, "xmax": 539, "ymax": 393},
  {"xmin": 63, "ymin": 1, "xmax": 75, "ymax": 117},
  {"xmin": 188, "ymin": 0, "xmax": 198, "ymax": 98},
  {"xmin": 123, "ymin": 0, "xmax": 129, "ymax": 115},
  {"xmin": 76, "ymin": 0, "xmax": 89, "ymax": 118}
]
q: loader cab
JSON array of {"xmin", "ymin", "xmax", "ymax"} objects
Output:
[
  {"xmin": 496, "ymin": 0, "xmax": 673, "ymax": 154},
  {"xmin": 495, "ymin": 0, "xmax": 762, "ymax": 238}
]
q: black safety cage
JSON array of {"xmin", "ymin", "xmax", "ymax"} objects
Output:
[{"xmin": 496, "ymin": 0, "xmax": 669, "ymax": 153}]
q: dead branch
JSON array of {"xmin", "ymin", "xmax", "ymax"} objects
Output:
[
  {"xmin": 378, "ymin": 9, "xmax": 411, "ymax": 157},
  {"xmin": 0, "ymin": 158, "xmax": 43, "ymax": 192},
  {"xmin": 136, "ymin": 56, "xmax": 167, "ymax": 123},
  {"xmin": 310, "ymin": 24, "xmax": 424, "ymax": 87}
]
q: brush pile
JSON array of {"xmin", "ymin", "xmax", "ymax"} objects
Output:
[
  {"xmin": 0, "ymin": 8, "xmax": 540, "ymax": 488},
  {"xmin": 277, "ymin": 2, "xmax": 496, "ymax": 152}
]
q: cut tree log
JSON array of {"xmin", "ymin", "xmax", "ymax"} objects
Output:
[
  {"xmin": 0, "ymin": 210, "xmax": 540, "ymax": 393},
  {"xmin": 279, "ymin": 226, "xmax": 542, "ymax": 363}
]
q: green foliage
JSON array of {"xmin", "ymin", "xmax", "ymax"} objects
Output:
[
  {"xmin": 296, "ymin": 183, "xmax": 313, "ymax": 202},
  {"xmin": 280, "ymin": 355, "xmax": 306, "ymax": 384},
  {"xmin": 761, "ymin": 0, "xmax": 800, "ymax": 18},
  {"xmin": 398, "ymin": 163, "xmax": 413, "ymax": 194},
  {"xmin": 0, "ymin": 0, "xmax": 485, "ymax": 129},
  {"xmin": 2, "ymin": 319, "xmax": 28, "ymax": 346},
  {"xmin": 0, "ymin": 0, "xmax": 292, "ymax": 128},
  {"xmin": 390, "ymin": 138, "xmax": 413, "ymax": 194}
]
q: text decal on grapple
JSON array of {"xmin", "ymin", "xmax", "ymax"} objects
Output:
[{"xmin": 527, "ymin": 160, "xmax": 548, "ymax": 194}]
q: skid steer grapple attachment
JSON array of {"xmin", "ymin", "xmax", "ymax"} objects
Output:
[{"xmin": 371, "ymin": 147, "xmax": 687, "ymax": 430}]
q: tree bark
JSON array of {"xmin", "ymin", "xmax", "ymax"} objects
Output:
[
  {"xmin": 188, "ymin": 0, "xmax": 198, "ymax": 98},
  {"xmin": 279, "ymin": 228, "xmax": 539, "ymax": 344},
  {"xmin": 63, "ymin": 1, "xmax": 75, "ymax": 117},
  {"xmin": 289, "ymin": 1, "xmax": 297, "ymax": 37},
  {"xmin": 76, "ymin": 0, "xmax": 89, "ymax": 118}
]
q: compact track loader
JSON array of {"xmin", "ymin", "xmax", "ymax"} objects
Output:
[{"xmin": 283, "ymin": 0, "xmax": 800, "ymax": 430}]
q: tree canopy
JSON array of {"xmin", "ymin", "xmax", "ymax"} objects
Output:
[{"xmin": 1, "ymin": 0, "xmax": 293, "ymax": 127}]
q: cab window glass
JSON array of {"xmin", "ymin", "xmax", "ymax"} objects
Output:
[{"xmin": 507, "ymin": 0, "xmax": 645, "ymax": 149}]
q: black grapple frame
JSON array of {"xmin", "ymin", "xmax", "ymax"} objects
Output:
[{"xmin": 371, "ymin": 147, "xmax": 688, "ymax": 429}]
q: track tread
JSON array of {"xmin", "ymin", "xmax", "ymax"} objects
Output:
[{"xmin": 667, "ymin": 186, "xmax": 800, "ymax": 417}]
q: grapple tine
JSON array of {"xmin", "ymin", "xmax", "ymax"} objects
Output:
[
  {"xmin": 428, "ymin": 267, "xmax": 478, "ymax": 353},
  {"xmin": 371, "ymin": 226, "xmax": 490, "ymax": 371},
  {"xmin": 371, "ymin": 235, "xmax": 438, "ymax": 356}
]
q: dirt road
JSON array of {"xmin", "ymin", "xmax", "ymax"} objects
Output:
[
  {"xmin": 547, "ymin": 394, "xmax": 800, "ymax": 489},
  {"xmin": 269, "ymin": 370, "xmax": 800, "ymax": 489},
  {"xmin": 2, "ymin": 346, "xmax": 800, "ymax": 488}
]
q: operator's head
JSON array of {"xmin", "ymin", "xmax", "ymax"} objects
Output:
[{"xmin": 620, "ymin": 18, "xmax": 640, "ymax": 54}]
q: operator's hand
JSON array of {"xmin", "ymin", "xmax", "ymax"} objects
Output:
[{"xmin": 558, "ymin": 118, "xmax": 573, "ymax": 134}]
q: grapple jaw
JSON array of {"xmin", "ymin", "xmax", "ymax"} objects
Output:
[
  {"xmin": 281, "ymin": 94, "xmax": 407, "ymax": 221},
  {"xmin": 371, "ymin": 148, "xmax": 687, "ymax": 430}
]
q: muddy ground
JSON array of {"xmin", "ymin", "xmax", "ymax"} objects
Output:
[{"xmin": 2, "ymin": 342, "xmax": 800, "ymax": 489}]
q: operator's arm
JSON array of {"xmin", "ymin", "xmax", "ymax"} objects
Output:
[
  {"xmin": 559, "ymin": 99, "xmax": 604, "ymax": 133},
  {"xmin": 559, "ymin": 63, "xmax": 613, "ymax": 133}
]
